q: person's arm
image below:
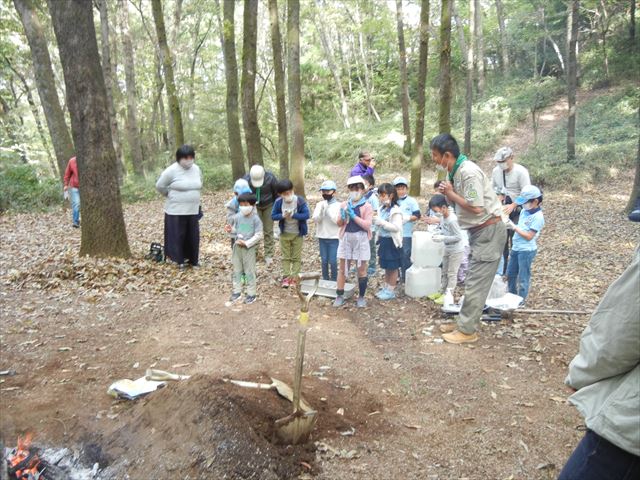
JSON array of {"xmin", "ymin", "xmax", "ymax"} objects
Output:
[
  {"xmin": 410, "ymin": 200, "xmax": 422, "ymax": 222},
  {"xmin": 155, "ymin": 166, "xmax": 172, "ymax": 196},
  {"xmin": 271, "ymin": 199, "xmax": 284, "ymax": 221},
  {"xmin": 352, "ymin": 203, "xmax": 373, "ymax": 231},
  {"xmin": 375, "ymin": 210, "xmax": 401, "ymax": 233},
  {"xmin": 244, "ymin": 217, "xmax": 264, "ymax": 248},
  {"xmin": 63, "ymin": 161, "xmax": 72, "ymax": 189},
  {"xmin": 292, "ymin": 200, "xmax": 310, "ymax": 220},
  {"xmin": 566, "ymin": 250, "xmax": 640, "ymax": 390},
  {"xmin": 510, "ymin": 213, "xmax": 543, "ymax": 241},
  {"xmin": 312, "ymin": 202, "xmax": 324, "ymax": 223},
  {"xmin": 520, "ymin": 167, "xmax": 531, "ymax": 189},
  {"xmin": 327, "ymin": 203, "xmax": 341, "ymax": 225},
  {"xmin": 441, "ymin": 218, "xmax": 462, "ymax": 245}
]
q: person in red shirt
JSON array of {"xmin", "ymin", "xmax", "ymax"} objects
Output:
[{"xmin": 63, "ymin": 156, "xmax": 80, "ymax": 228}]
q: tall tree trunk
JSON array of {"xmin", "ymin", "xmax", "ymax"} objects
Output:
[
  {"xmin": 241, "ymin": 0, "xmax": 263, "ymax": 167},
  {"xmin": 98, "ymin": 0, "xmax": 124, "ymax": 181},
  {"xmin": 313, "ymin": 5, "xmax": 350, "ymax": 129},
  {"xmin": 438, "ymin": 0, "xmax": 452, "ymax": 134},
  {"xmin": 269, "ymin": 0, "xmax": 290, "ymax": 178},
  {"xmin": 495, "ymin": 0, "xmax": 509, "ymax": 74},
  {"xmin": 626, "ymin": 107, "xmax": 640, "ymax": 213},
  {"xmin": 630, "ymin": 0, "xmax": 636, "ymax": 43},
  {"xmin": 48, "ymin": 0, "xmax": 130, "ymax": 258},
  {"xmin": 567, "ymin": 0, "xmax": 579, "ymax": 162},
  {"xmin": 117, "ymin": 0, "xmax": 144, "ymax": 176},
  {"xmin": 13, "ymin": 0, "xmax": 74, "ymax": 183},
  {"xmin": 287, "ymin": 0, "xmax": 305, "ymax": 196},
  {"xmin": 409, "ymin": 0, "xmax": 429, "ymax": 197},
  {"xmin": 218, "ymin": 0, "xmax": 245, "ymax": 180},
  {"xmin": 152, "ymin": 0, "xmax": 184, "ymax": 149},
  {"xmin": 453, "ymin": 1, "xmax": 473, "ymax": 155},
  {"xmin": 355, "ymin": 15, "xmax": 380, "ymax": 122},
  {"xmin": 473, "ymin": 0, "xmax": 485, "ymax": 95},
  {"xmin": 395, "ymin": 0, "xmax": 411, "ymax": 155}
]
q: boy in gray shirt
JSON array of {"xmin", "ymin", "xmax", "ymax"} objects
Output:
[{"xmin": 228, "ymin": 193, "xmax": 263, "ymax": 304}]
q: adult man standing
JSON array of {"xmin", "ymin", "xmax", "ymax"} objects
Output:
[
  {"xmin": 63, "ymin": 156, "xmax": 80, "ymax": 228},
  {"xmin": 431, "ymin": 134, "xmax": 506, "ymax": 345},
  {"xmin": 491, "ymin": 147, "xmax": 530, "ymax": 274},
  {"xmin": 244, "ymin": 165, "xmax": 278, "ymax": 265},
  {"xmin": 350, "ymin": 151, "xmax": 376, "ymax": 177}
]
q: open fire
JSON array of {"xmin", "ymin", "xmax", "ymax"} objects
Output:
[{"xmin": 6, "ymin": 434, "xmax": 43, "ymax": 480}]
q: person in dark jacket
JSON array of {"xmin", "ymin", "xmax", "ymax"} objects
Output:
[
  {"xmin": 271, "ymin": 179, "xmax": 309, "ymax": 287},
  {"xmin": 244, "ymin": 165, "xmax": 278, "ymax": 265}
]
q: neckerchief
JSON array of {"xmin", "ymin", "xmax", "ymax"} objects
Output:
[
  {"xmin": 348, "ymin": 196, "xmax": 367, "ymax": 210},
  {"xmin": 448, "ymin": 154, "xmax": 468, "ymax": 182},
  {"xmin": 255, "ymin": 187, "xmax": 261, "ymax": 204}
]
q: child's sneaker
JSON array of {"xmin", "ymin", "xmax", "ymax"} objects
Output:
[
  {"xmin": 377, "ymin": 289, "xmax": 396, "ymax": 301},
  {"xmin": 229, "ymin": 293, "xmax": 242, "ymax": 303},
  {"xmin": 427, "ymin": 292, "xmax": 443, "ymax": 301},
  {"xmin": 434, "ymin": 295, "xmax": 445, "ymax": 305},
  {"xmin": 333, "ymin": 296, "xmax": 345, "ymax": 307},
  {"xmin": 356, "ymin": 297, "xmax": 367, "ymax": 308},
  {"xmin": 244, "ymin": 295, "xmax": 257, "ymax": 304},
  {"xmin": 281, "ymin": 277, "xmax": 290, "ymax": 288}
]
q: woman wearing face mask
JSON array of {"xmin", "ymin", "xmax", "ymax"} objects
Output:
[
  {"xmin": 312, "ymin": 180, "xmax": 341, "ymax": 281},
  {"xmin": 334, "ymin": 176, "xmax": 374, "ymax": 308},
  {"xmin": 156, "ymin": 144, "xmax": 203, "ymax": 269}
]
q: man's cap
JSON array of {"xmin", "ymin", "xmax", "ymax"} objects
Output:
[
  {"xmin": 347, "ymin": 175, "xmax": 365, "ymax": 186},
  {"xmin": 233, "ymin": 178, "xmax": 252, "ymax": 195},
  {"xmin": 515, "ymin": 185, "xmax": 542, "ymax": 205},
  {"xmin": 319, "ymin": 180, "xmax": 337, "ymax": 191},
  {"xmin": 393, "ymin": 176, "xmax": 408, "ymax": 186},
  {"xmin": 494, "ymin": 146, "xmax": 514, "ymax": 162},
  {"xmin": 249, "ymin": 165, "xmax": 265, "ymax": 188}
]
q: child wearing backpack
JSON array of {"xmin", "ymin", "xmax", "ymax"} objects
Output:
[
  {"xmin": 373, "ymin": 183, "xmax": 404, "ymax": 301},
  {"xmin": 271, "ymin": 179, "xmax": 310, "ymax": 287}
]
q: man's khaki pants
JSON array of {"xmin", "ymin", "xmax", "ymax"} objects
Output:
[{"xmin": 257, "ymin": 204, "xmax": 274, "ymax": 259}]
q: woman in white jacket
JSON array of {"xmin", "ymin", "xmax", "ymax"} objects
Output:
[{"xmin": 373, "ymin": 183, "xmax": 404, "ymax": 301}]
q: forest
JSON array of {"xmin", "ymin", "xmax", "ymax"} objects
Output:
[{"xmin": 1, "ymin": 1, "xmax": 639, "ymax": 479}]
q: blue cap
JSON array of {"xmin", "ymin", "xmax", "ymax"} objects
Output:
[
  {"xmin": 515, "ymin": 185, "xmax": 542, "ymax": 205},
  {"xmin": 233, "ymin": 178, "xmax": 252, "ymax": 195},
  {"xmin": 319, "ymin": 180, "xmax": 337, "ymax": 191},
  {"xmin": 393, "ymin": 176, "xmax": 408, "ymax": 186}
]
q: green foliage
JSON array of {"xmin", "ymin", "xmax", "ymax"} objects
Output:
[
  {"xmin": 0, "ymin": 163, "xmax": 60, "ymax": 213},
  {"xmin": 520, "ymin": 87, "xmax": 639, "ymax": 189}
]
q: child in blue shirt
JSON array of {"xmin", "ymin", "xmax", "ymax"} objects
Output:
[
  {"xmin": 393, "ymin": 176, "xmax": 421, "ymax": 283},
  {"xmin": 362, "ymin": 174, "xmax": 380, "ymax": 276},
  {"xmin": 506, "ymin": 185, "xmax": 545, "ymax": 303}
]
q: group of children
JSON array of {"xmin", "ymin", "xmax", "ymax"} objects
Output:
[{"xmin": 224, "ymin": 172, "xmax": 545, "ymax": 309}]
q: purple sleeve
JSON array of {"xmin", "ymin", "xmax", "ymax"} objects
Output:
[
  {"xmin": 350, "ymin": 164, "xmax": 362, "ymax": 177},
  {"xmin": 366, "ymin": 166, "xmax": 375, "ymax": 176}
]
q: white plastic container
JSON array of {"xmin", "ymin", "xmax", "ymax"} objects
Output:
[
  {"xmin": 405, "ymin": 266, "xmax": 441, "ymax": 298},
  {"xmin": 411, "ymin": 231, "xmax": 444, "ymax": 268}
]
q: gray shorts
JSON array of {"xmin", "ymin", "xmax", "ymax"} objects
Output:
[{"xmin": 337, "ymin": 231, "xmax": 371, "ymax": 262}]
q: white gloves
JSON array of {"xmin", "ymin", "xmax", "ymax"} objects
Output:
[
  {"xmin": 431, "ymin": 234, "xmax": 444, "ymax": 242},
  {"xmin": 506, "ymin": 220, "xmax": 516, "ymax": 230}
]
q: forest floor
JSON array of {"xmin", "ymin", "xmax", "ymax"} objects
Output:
[{"xmin": 1, "ymin": 91, "xmax": 639, "ymax": 479}]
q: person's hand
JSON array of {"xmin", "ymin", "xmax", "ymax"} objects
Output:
[
  {"xmin": 506, "ymin": 220, "xmax": 516, "ymax": 230},
  {"xmin": 370, "ymin": 158, "xmax": 376, "ymax": 168},
  {"xmin": 347, "ymin": 205, "xmax": 356, "ymax": 220},
  {"xmin": 503, "ymin": 203, "xmax": 516, "ymax": 214},
  {"xmin": 236, "ymin": 239, "xmax": 246, "ymax": 247},
  {"xmin": 284, "ymin": 209, "xmax": 293, "ymax": 219},
  {"xmin": 63, "ymin": 185, "xmax": 68, "ymax": 191},
  {"xmin": 431, "ymin": 234, "xmax": 444, "ymax": 242},
  {"xmin": 373, "ymin": 216, "xmax": 382, "ymax": 226},
  {"xmin": 425, "ymin": 216, "xmax": 440, "ymax": 225},
  {"xmin": 438, "ymin": 181, "xmax": 453, "ymax": 196},
  {"xmin": 63, "ymin": 190, "xmax": 69, "ymax": 201},
  {"xmin": 224, "ymin": 224, "xmax": 232, "ymax": 233}
]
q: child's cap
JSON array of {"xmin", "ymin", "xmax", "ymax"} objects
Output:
[
  {"xmin": 347, "ymin": 175, "xmax": 365, "ymax": 187},
  {"xmin": 393, "ymin": 176, "xmax": 408, "ymax": 187},
  {"xmin": 319, "ymin": 180, "xmax": 337, "ymax": 191},
  {"xmin": 494, "ymin": 146, "xmax": 513, "ymax": 162},
  {"xmin": 233, "ymin": 178, "xmax": 252, "ymax": 195},
  {"xmin": 515, "ymin": 185, "xmax": 542, "ymax": 205}
]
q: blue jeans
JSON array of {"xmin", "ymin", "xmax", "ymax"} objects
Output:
[
  {"xmin": 401, "ymin": 237, "xmax": 412, "ymax": 282},
  {"xmin": 558, "ymin": 430, "xmax": 640, "ymax": 480},
  {"xmin": 319, "ymin": 238, "xmax": 339, "ymax": 281},
  {"xmin": 506, "ymin": 249, "xmax": 536, "ymax": 300},
  {"xmin": 69, "ymin": 187, "xmax": 80, "ymax": 225}
]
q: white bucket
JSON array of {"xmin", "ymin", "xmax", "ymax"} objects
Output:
[
  {"xmin": 411, "ymin": 231, "xmax": 444, "ymax": 268},
  {"xmin": 405, "ymin": 265, "xmax": 441, "ymax": 298}
]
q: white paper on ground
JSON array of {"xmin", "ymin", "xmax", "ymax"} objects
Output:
[
  {"xmin": 107, "ymin": 376, "xmax": 167, "ymax": 400},
  {"xmin": 485, "ymin": 292, "xmax": 523, "ymax": 310}
]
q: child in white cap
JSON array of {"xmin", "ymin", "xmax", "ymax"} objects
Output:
[
  {"xmin": 312, "ymin": 180, "xmax": 341, "ymax": 281},
  {"xmin": 393, "ymin": 176, "xmax": 421, "ymax": 283}
]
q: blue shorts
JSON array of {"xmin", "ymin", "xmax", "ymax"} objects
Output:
[{"xmin": 378, "ymin": 236, "xmax": 403, "ymax": 270}]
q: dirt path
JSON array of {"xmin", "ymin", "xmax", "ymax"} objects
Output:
[{"xmin": 1, "ymin": 91, "xmax": 638, "ymax": 479}]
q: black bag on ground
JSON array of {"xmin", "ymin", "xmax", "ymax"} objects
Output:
[{"xmin": 146, "ymin": 242, "xmax": 165, "ymax": 262}]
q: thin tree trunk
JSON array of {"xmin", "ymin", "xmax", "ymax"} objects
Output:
[
  {"xmin": 117, "ymin": 0, "xmax": 144, "ymax": 176},
  {"xmin": 288, "ymin": 0, "xmax": 305, "ymax": 196},
  {"xmin": 269, "ymin": 0, "xmax": 290, "ymax": 178},
  {"xmin": 495, "ymin": 0, "xmax": 509, "ymax": 74},
  {"xmin": 438, "ymin": 0, "xmax": 452, "ymax": 134},
  {"xmin": 409, "ymin": 0, "xmax": 429, "ymax": 197},
  {"xmin": 218, "ymin": 0, "xmax": 245, "ymax": 180},
  {"xmin": 48, "ymin": 0, "xmax": 130, "ymax": 258},
  {"xmin": 630, "ymin": 0, "xmax": 636, "ymax": 43},
  {"xmin": 98, "ymin": 0, "xmax": 124, "ymax": 181},
  {"xmin": 626, "ymin": 107, "xmax": 640, "ymax": 213},
  {"xmin": 13, "ymin": 0, "xmax": 74, "ymax": 183},
  {"xmin": 152, "ymin": 0, "xmax": 184, "ymax": 149},
  {"xmin": 453, "ymin": 1, "xmax": 473, "ymax": 155},
  {"xmin": 241, "ymin": 0, "xmax": 263, "ymax": 167},
  {"xmin": 474, "ymin": 0, "xmax": 485, "ymax": 95},
  {"xmin": 313, "ymin": 5, "xmax": 350, "ymax": 129},
  {"xmin": 395, "ymin": 0, "xmax": 411, "ymax": 155},
  {"xmin": 567, "ymin": 0, "xmax": 579, "ymax": 162},
  {"xmin": 356, "ymin": 25, "xmax": 380, "ymax": 122}
]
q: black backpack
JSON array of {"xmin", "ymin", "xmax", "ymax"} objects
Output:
[{"xmin": 146, "ymin": 242, "xmax": 165, "ymax": 262}]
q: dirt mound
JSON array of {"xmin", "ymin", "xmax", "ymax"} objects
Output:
[{"xmin": 97, "ymin": 374, "xmax": 385, "ymax": 479}]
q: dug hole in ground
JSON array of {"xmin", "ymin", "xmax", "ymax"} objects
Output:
[{"xmin": 1, "ymin": 151, "xmax": 638, "ymax": 477}]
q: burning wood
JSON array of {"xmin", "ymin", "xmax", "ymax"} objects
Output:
[{"xmin": 6, "ymin": 435, "xmax": 41, "ymax": 480}]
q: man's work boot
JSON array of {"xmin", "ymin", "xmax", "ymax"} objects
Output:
[
  {"xmin": 439, "ymin": 323, "xmax": 457, "ymax": 334},
  {"xmin": 442, "ymin": 330, "xmax": 478, "ymax": 344}
]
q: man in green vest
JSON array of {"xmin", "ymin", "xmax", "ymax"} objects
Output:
[{"xmin": 430, "ymin": 133, "xmax": 507, "ymax": 344}]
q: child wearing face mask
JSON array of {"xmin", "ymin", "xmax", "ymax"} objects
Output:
[
  {"xmin": 393, "ymin": 177, "xmax": 422, "ymax": 284},
  {"xmin": 228, "ymin": 193, "xmax": 263, "ymax": 304},
  {"xmin": 225, "ymin": 178, "xmax": 253, "ymax": 247},
  {"xmin": 272, "ymin": 179, "xmax": 310, "ymax": 287},
  {"xmin": 373, "ymin": 183, "xmax": 404, "ymax": 301},
  {"xmin": 313, "ymin": 180, "xmax": 341, "ymax": 281},
  {"xmin": 505, "ymin": 185, "xmax": 545, "ymax": 304},
  {"xmin": 362, "ymin": 174, "xmax": 380, "ymax": 276},
  {"xmin": 334, "ymin": 176, "xmax": 374, "ymax": 308}
]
